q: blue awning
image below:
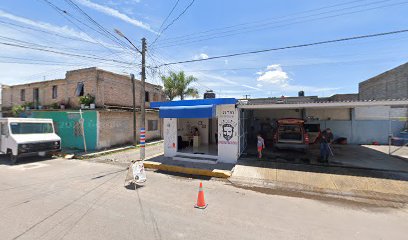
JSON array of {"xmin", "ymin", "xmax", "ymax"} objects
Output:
[
  {"xmin": 151, "ymin": 98, "xmax": 237, "ymax": 119},
  {"xmin": 159, "ymin": 104, "xmax": 215, "ymax": 118}
]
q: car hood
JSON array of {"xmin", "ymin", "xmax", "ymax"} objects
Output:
[{"xmin": 11, "ymin": 133, "xmax": 61, "ymax": 144}]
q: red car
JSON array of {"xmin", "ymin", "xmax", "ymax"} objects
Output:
[{"xmin": 274, "ymin": 118, "xmax": 309, "ymax": 151}]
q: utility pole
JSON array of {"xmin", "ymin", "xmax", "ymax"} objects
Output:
[
  {"xmin": 130, "ymin": 74, "xmax": 136, "ymax": 145},
  {"xmin": 243, "ymin": 94, "xmax": 251, "ymax": 99},
  {"xmin": 140, "ymin": 37, "xmax": 147, "ymax": 160}
]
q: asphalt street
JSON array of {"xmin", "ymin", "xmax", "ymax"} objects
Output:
[{"xmin": 1, "ymin": 155, "xmax": 407, "ymax": 240}]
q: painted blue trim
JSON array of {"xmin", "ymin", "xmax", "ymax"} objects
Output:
[
  {"xmin": 159, "ymin": 104, "xmax": 216, "ymax": 118},
  {"xmin": 150, "ymin": 98, "xmax": 236, "ymax": 108}
]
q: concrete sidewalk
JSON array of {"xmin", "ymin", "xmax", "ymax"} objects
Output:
[
  {"xmin": 231, "ymin": 159, "xmax": 408, "ymax": 205},
  {"xmin": 144, "ymin": 155, "xmax": 234, "ymax": 178}
]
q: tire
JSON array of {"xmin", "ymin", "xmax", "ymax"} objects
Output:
[{"xmin": 7, "ymin": 150, "xmax": 18, "ymax": 165}]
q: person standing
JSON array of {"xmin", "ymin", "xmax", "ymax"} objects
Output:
[
  {"xmin": 320, "ymin": 128, "xmax": 334, "ymax": 162},
  {"xmin": 257, "ymin": 133, "xmax": 265, "ymax": 159}
]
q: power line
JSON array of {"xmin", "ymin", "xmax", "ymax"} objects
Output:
[
  {"xmin": 150, "ymin": 0, "xmax": 195, "ymax": 49},
  {"xmin": 0, "ymin": 41, "xmax": 135, "ymax": 65},
  {"xmin": 155, "ymin": 29, "xmax": 408, "ymax": 67},
  {"xmin": 63, "ymin": 0, "xmax": 136, "ymax": 52},
  {"xmin": 153, "ymin": 0, "xmax": 406, "ymax": 49},
  {"xmin": 154, "ymin": 0, "xmax": 366, "ymax": 43},
  {"xmin": 150, "ymin": 0, "xmax": 181, "ymax": 47}
]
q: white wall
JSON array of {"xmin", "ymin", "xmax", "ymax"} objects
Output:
[
  {"xmin": 163, "ymin": 118, "xmax": 177, "ymax": 157},
  {"xmin": 355, "ymin": 106, "xmax": 390, "ymax": 120},
  {"xmin": 253, "ymin": 109, "xmax": 301, "ymax": 120},
  {"xmin": 217, "ymin": 104, "xmax": 239, "ymax": 163},
  {"xmin": 177, "ymin": 118, "xmax": 209, "ymax": 144},
  {"xmin": 306, "ymin": 108, "xmax": 350, "ymax": 120}
]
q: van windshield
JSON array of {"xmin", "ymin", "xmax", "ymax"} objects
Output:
[{"xmin": 10, "ymin": 122, "xmax": 54, "ymax": 134}]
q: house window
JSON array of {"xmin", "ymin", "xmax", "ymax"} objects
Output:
[
  {"xmin": 52, "ymin": 85, "xmax": 58, "ymax": 99},
  {"xmin": 145, "ymin": 91, "xmax": 150, "ymax": 102},
  {"xmin": 33, "ymin": 88, "xmax": 39, "ymax": 103},
  {"xmin": 20, "ymin": 89, "xmax": 25, "ymax": 101},
  {"xmin": 75, "ymin": 82, "xmax": 84, "ymax": 96},
  {"xmin": 148, "ymin": 120, "xmax": 158, "ymax": 131}
]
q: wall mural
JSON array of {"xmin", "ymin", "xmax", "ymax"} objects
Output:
[{"xmin": 218, "ymin": 108, "xmax": 238, "ymax": 145}]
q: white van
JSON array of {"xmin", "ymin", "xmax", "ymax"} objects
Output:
[{"xmin": 0, "ymin": 118, "xmax": 61, "ymax": 164}]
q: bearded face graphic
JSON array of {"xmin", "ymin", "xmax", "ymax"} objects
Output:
[{"xmin": 222, "ymin": 124, "xmax": 234, "ymax": 141}]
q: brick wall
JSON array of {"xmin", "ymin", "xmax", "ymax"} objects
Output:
[
  {"xmin": 359, "ymin": 62, "xmax": 408, "ymax": 100},
  {"xmin": 1, "ymin": 67, "xmax": 165, "ymax": 109},
  {"xmin": 1, "ymin": 79, "xmax": 65, "ymax": 109}
]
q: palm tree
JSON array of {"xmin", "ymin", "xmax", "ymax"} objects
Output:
[{"xmin": 161, "ymin": 71, "xmax": 199, "ymax": 100}]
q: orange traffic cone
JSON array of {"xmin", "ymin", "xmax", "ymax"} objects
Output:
[{"xmin": 194, "ymin": 182, "xmax": 207, "ymax": 209}]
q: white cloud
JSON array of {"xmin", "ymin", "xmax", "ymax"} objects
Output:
[
  {"xmin": 242, "ymin": 84, "xmax": 262, "ymax": 91},
  {"xmin": 256, "ymin": 83, "xmax": 263, "ymax": 88},
  {"xmin": 75, "ymin": 0, "xmax": 156, "ymax": 33},
  {"xmin": 257, "ymin": 64, "xmax": 289, "ymax": 86},
  {"xmin": 0, "ymin": 10, "xmax": 92, "ymax": 41},
  {"xmin": 193, "ymin": 53, "xmax": 209, "ymax": 60}
]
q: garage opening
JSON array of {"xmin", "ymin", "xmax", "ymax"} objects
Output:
[{"xmin": 239, "ymin": 104, "xmax": 408, "ymax": 173}]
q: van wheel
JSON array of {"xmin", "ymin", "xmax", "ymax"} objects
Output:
[{"xmin": 7, "ymin": 150, "xmax": 18, "ymax": 165}]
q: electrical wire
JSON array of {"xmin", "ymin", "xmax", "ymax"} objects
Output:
[
  {"xmin": 153, "ymin": 0, "xmax": 406, "ymax": 49},
  {"xmin": 154, "ymin": 28, "xmax": 408, "ymax": 67},
  {"xmin": 149, "ymin": 0, "xmax": 181, "ymax": 47},
  {"xmin": 150, "ymin": 0, "xmax": 195, "ymax": 48},
  {"xmin": 0, "ymin": 41, "xmax": 135, "ymax": 65}
]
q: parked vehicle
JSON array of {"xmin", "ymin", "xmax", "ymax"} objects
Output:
[
  {"xmin": 304, "ymin": 123, "xmax": 321, "ymax": 144},
  {"xmin": 273, "ymin": 118, "xmax": 309, "ymax": 151},
  {"xmin": 0, "ymin": 118, "xmax": 61, "ymax": 164}
]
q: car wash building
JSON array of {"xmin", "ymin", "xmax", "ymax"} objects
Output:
[{"xmin": 150, "ymin": 98, "xmax": 243, "ymax": 164}]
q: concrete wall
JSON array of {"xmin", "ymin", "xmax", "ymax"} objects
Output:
[
  {"xmin": 253, "ymin": 109, "xmax": 301, "ymax": 120},
  {"xmin": 177, "ymin": 118, "xmax": 209, "ymax": 144},
  {"xmin": 217, "ymin": 104, "xmax": 240, "ymax": 163},
  {"xmin": 32, "ymin": 110, "xmax": 98, "ymax": 150},
  {"xmin": 97, "ymin": 111, "xmax": 162, "ymax": 149},
  {"xmin": 306, "ymin": 108, "xmax": 350, "ymax": 120},
  {"xmin": 359, "ymin": 62, "xmax": 408, "ymax": 100},
  {"xmin": 163, "ymin": 118, "xmax": 178, "ymax": 157}
]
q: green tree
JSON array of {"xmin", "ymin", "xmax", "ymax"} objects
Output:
[{"xmin": 161, "ymin": 71, "xmax": 199, "ymax": 100}]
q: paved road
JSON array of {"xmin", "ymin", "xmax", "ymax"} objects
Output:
[
  {"xmin": 0, "ymin": 156, "xmax": 407, "ymax": 240},
  {"xmin": 89, "ymin": 143, "xmax": 164, "ymax": 166}
]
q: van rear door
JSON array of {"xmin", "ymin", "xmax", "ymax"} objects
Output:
[{"xmin": 277, "ymin": 125, "xmax": 303, "ymax": 144}]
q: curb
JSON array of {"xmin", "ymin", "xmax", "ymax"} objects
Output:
[
  {"xmin": 143, "ymin": 160, "xmax": 232, "ymax": 179},
  {"xmin": 75, "ymin": 140, "xmax": 164, "ymax": 159}
]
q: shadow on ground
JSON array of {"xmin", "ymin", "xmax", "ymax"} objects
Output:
[{"xmin": 240, "ymin": 144, "xmax": 408, "ymax": 181}]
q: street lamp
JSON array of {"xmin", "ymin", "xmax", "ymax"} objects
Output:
[{"xmin": 115, "ymin": 28, "xmax": 147, "ymax": 161}]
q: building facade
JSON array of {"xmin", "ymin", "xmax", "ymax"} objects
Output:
[
  {"xmin": 1, "ymin": 67, "xmax": 166, "ymax": 110},
  {"xmin": 359, "ymin": 62, "xmax": 408, "ymax": 100}
]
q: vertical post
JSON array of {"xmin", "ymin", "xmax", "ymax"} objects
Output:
[
  {"xmin": 140, "ymin": 37, "xmax": 147, "ymax": 160},
  {"xmin": 130, "ymin": 74, "xmax": 137, "ymax": 145},
  {"xmin": 79, "ymin": 109, "xmax": 87, "ymax": 153}
]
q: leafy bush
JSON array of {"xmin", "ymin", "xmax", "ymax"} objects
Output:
[
  {"xmin": 79, "ymin": 94, "xmax": 95, "ymax": 105},
  {"xmin": 11, "ymin": 105, "xmax": 25, "ymax": 116}
]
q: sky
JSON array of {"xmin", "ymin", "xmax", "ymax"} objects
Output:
[{"xmin": 1, "ymin": 0, "xmax": 408, "ymax": 99}]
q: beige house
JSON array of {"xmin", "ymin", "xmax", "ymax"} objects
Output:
[{"xmin": 2, "ymin": 67, "xmax": 165, "ymax": 109}]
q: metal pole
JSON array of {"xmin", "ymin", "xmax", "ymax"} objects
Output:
[
  {"xmin": 130, "ymin": 74, "xmax": 137, "ymax": 145},
  {"xmin": 79, "ymin": 109, "xmax": 87, "ymax": 153},
  {"xmin": 140, "ymin": 37, "xmax": 146, "ymax": 160}
]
